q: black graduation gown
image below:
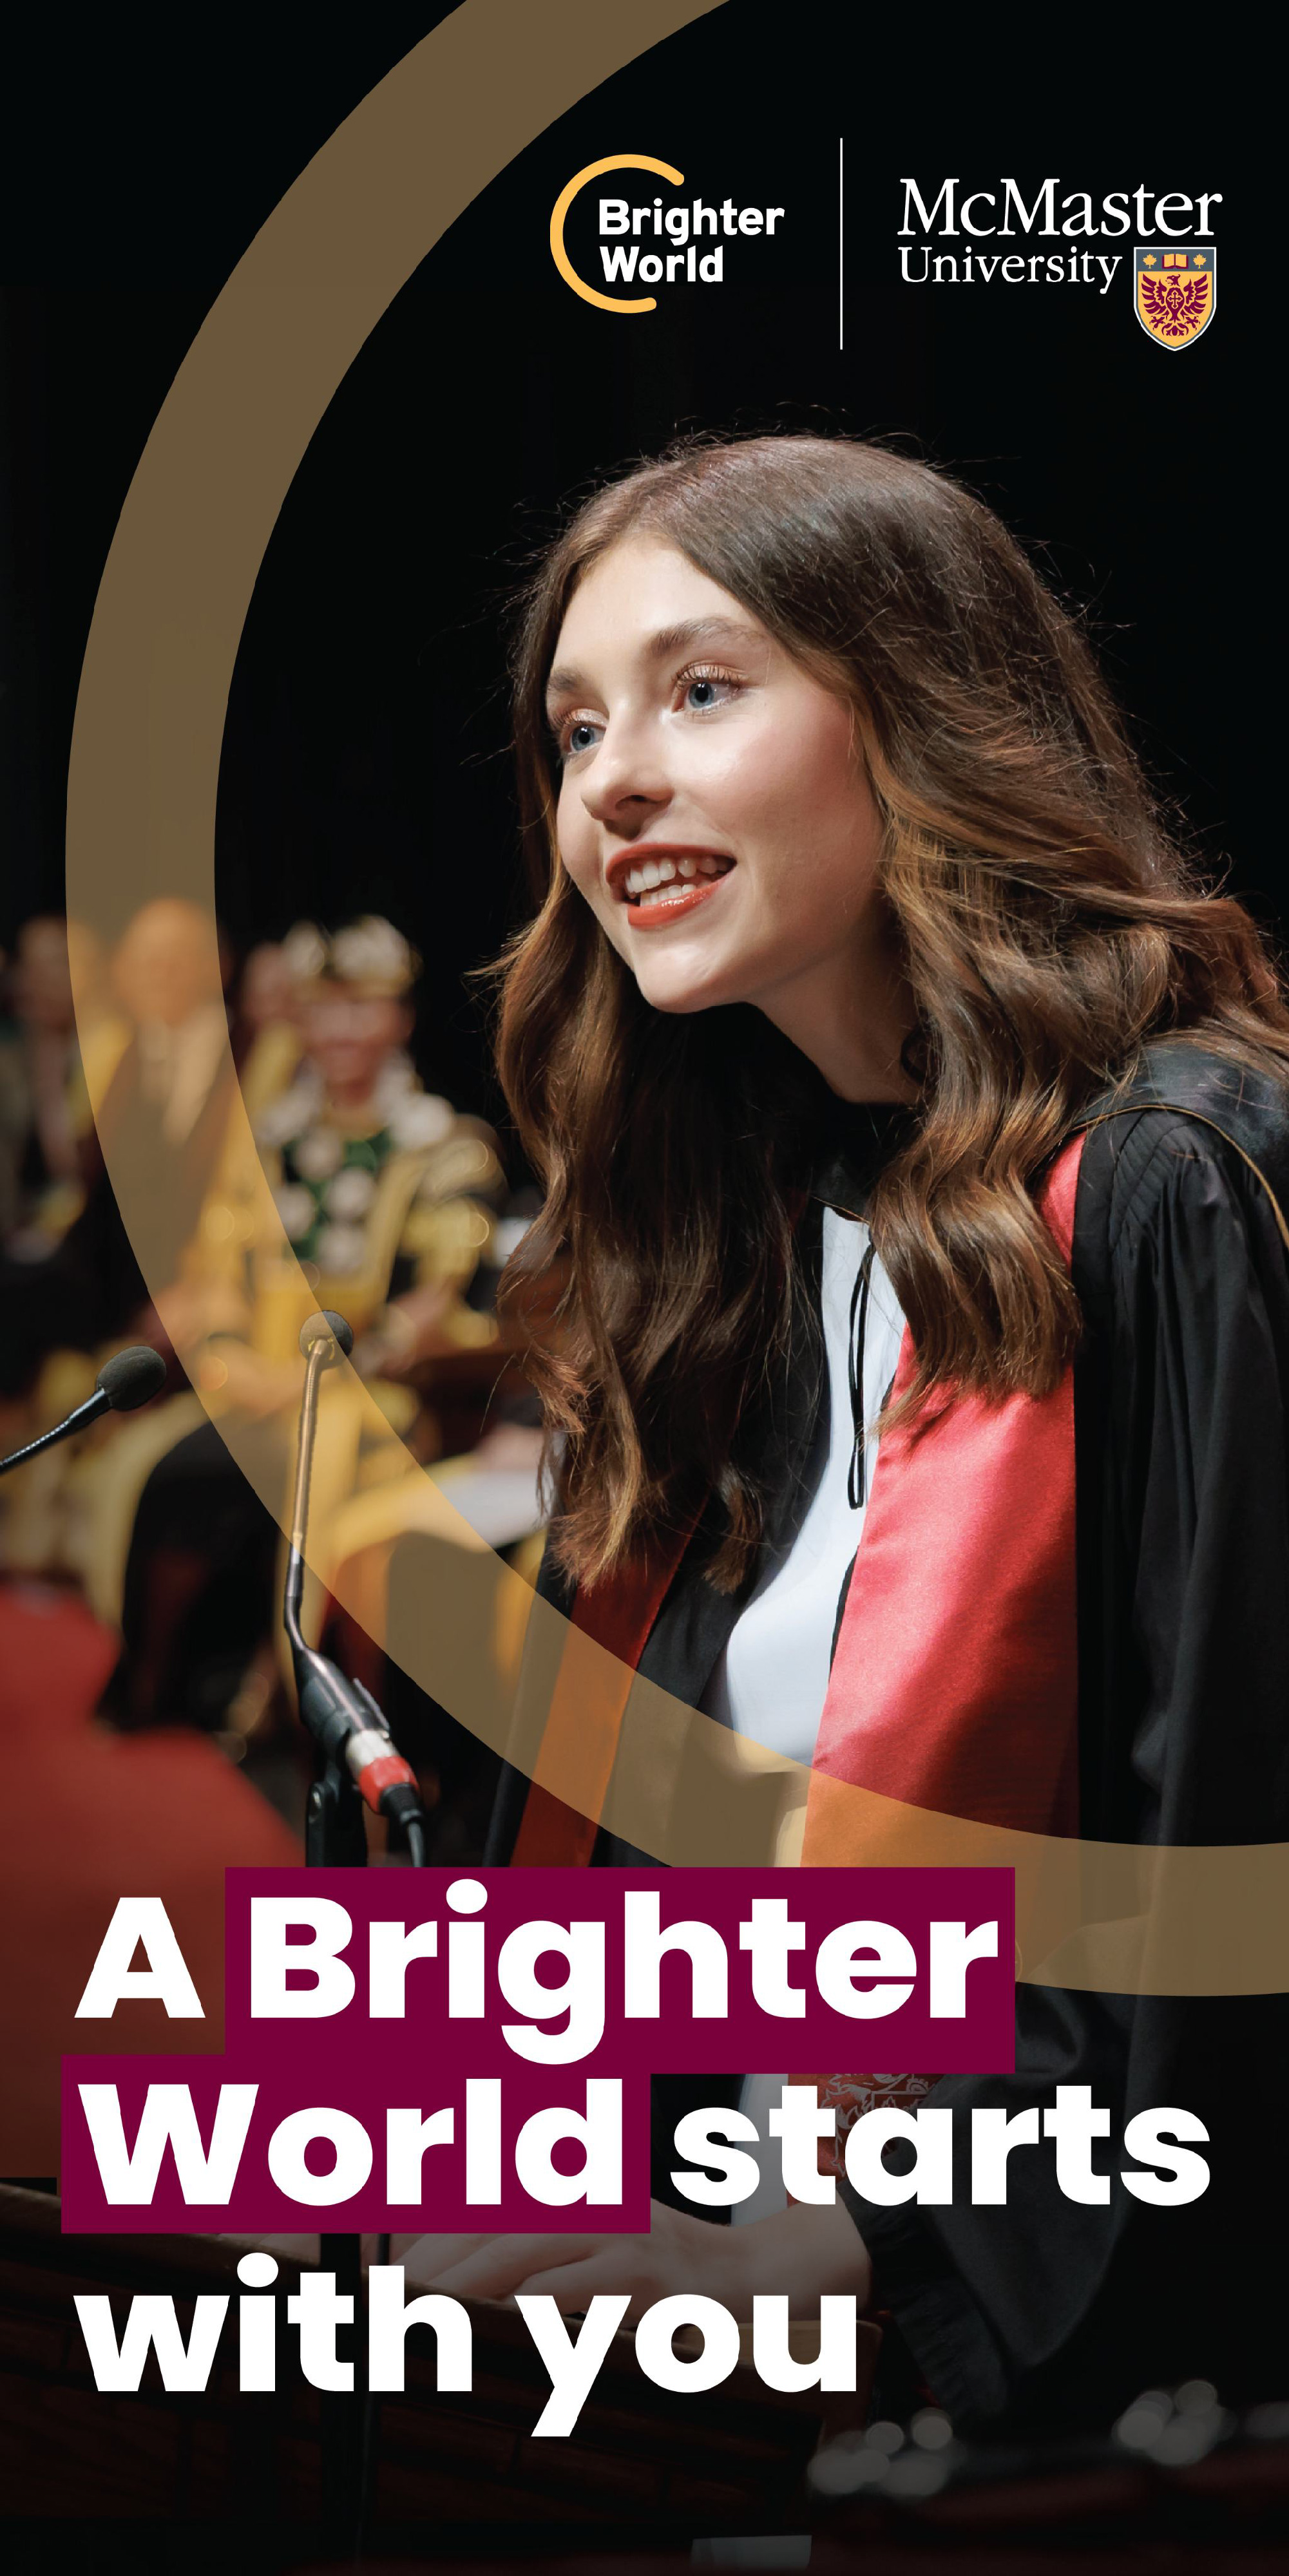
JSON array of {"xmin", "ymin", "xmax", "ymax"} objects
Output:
[{"xmin": 487, "ymin": 1040, "xmax": 1289, "ymax": 2435}]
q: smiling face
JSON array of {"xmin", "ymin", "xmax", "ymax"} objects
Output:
[{"xmin": 546, "ymin": 537, "xmax": 913, "ymax": 1098}]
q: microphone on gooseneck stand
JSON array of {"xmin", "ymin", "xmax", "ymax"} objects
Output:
[
  {"xmin": 0, "ymin": 1344, "xmax": 167, "ymax": 1477},
  {"xmin": 287, "ymin": 1310, "xmax": 421, "ymax": 2544},
  {"xmin": 284, "ymin": 1309, "xmax": 428, "ymax": 1868}
]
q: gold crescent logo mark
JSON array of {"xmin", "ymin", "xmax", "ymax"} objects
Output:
[{"xmin": 550, "ymin": 152, "xmax": 685, "ymax": 312}]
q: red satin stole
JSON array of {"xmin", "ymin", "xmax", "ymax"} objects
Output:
[{"xmin": 513, "ymin": 1133, "xmax": 1084, "ymax": 1866}]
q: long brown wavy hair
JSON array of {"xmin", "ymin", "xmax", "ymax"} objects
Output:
[{"xmin": 493, "ymin": 434, "xmax": 1289, "ymax": 1593}]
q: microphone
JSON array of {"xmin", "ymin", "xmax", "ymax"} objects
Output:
[
  {"xmin": 300, "ymin": 1309, "xmax": 354, "ymax": 1362},
  {"xmin": 284, "ymin": 1311, "xmax": 428, "ymax": 1863},
  {"xmin": 0, "ymin": 1343, "xmax": 167, "ymax": 1478}
]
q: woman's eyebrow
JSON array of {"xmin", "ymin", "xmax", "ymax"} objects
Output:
[{"xmin": 544, "ymin": 616, "xmax": 763, "ymax": 708}]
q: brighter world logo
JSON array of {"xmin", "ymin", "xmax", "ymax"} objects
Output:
[{"xmin": 550, "ymin": 153, "xmax": 784, "ymax": 313}]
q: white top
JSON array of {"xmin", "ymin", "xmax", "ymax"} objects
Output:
[
  {"xmin": 697, "ymin": 1204, "xmax": 907, "ymax": 2226},
  {"xmin": 698, "ymin": 1206, "xmax": 906, "ymax": 1761}
]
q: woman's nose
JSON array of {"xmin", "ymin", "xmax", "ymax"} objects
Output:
[{"xmin": 577, "ymin": 717, "xmax": 672, "ymax": 826}]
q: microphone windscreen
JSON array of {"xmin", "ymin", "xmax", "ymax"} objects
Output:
[
  {"xmin": 299, "ymin": 1309, "xmax": 355, "ymax": 1360},
  {"xmin": 95, "ymin": 1344, "xmax": 168, "ymax": 1412}
]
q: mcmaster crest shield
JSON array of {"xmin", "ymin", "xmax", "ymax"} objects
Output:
[{"xmin": 1134, "ymin": 246, "xmax": 1216, "ymax": 350}]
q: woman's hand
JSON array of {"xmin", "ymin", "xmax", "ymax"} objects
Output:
[{"xmin": 399, "ymin": 2197, "xmax": 872, "ymax": 2324}]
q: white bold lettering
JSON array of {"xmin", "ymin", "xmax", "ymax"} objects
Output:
[
  {"xmin": 266, "ymin": 2107, "xmax": 373, "ymax": 2206},
  {"xmin": 517, "ymin": 2293, "xmax": 631, "ymax": 2435},
  {"xmin": 671, "ymin": 2105, "xmax": 762, "ymax": 2208},
  {"xmin": 499, "ymin": 1919, "xmax": 604, "ymax": 2065},
  {"xmin": 514, "ymin": 2081, "xmax": 622, "ymax": 2206},
  {"xmin": 1122, "ymin": 2107, "xmax": 1210, "ymax": 2206},
  {"xmin": 249, "ymin": 1898, "xmax": 354, "ymax": 2020},
  {"xmin": 752, "ymin": 2296, "xmax": 858, "ymax": 2392},
  {"xmin": 635, "ymin": 2296, "xmax": 740, "ymax": 2394},
  {"xmin": 368, "ymin": 2268, "xmax": 473, "ymax": 2392},
  {"xmin": 844, "ymin": 2106, "xmax": 954, "ymax": 2206},
  {"xmin": 622, "ymin": 1891, "xmax": 728, "ymax": 2020},
  {"xmin": 929, "ymin": 1919, "xmax": 998, "ymax": 2018},
  {"xmin": 78, "ymin": 2081, "xmax": 256, "ymax": 2205},
  {"xmin": 816, "ymin": 1920, "xmax": 916, "ymax": 2020},
  {"xmin": 75, "ymin": 2291, "xmax": 227, "ymax": 2392},
  {"xmin": 75, "ymin": 1897, "xmax": 205, "ymax": 2019}
]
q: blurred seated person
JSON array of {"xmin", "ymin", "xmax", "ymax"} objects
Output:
[
  {"xmin": 0, "ymin": 916, "xmax": 128, "ymax": 1258},
  {"xmin": 246, "ymin": 914, "xmax": 504, "ymax": 1384},
  {"xmin": 0, "ymin": 898, "xmax": 246, "ymax": 1586},
  {"xmin": 228, "ymin": 927, "xmax": 309, "ymax": 1120},
  {"xmin": 0, "ymin": 896, "xmax": 240, "ymax": 1401},
  {"xmin": 106, "ymin": 916, "xmax": 509, "ymax": 1730}
]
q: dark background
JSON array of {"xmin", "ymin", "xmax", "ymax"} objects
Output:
[{"xmin": 1, "ymin": 6, "xmax": 1259, "ymax": 1139}]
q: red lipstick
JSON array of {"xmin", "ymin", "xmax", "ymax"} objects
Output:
[
  {"xmin": 625, "ymin": 875, "xmax": 731, "ymax": 930},
  {"xmin": 607, "ymin": 843, "xmax": 736, "ymax": 929}
]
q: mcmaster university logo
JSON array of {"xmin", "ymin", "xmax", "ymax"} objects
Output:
[{"xmin": 1134, "ymin": 246, "xmax": 1216, "ymax": 348}]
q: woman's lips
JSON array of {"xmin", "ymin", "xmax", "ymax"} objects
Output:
[
  {"xmin": 624, "ymin": 873, "xmax": 732, "ymax": 931},
  {"xmin": 616, "ymin": 849, "xmax": 736, "ymax": 931}
]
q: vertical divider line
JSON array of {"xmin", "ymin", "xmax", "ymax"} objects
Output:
[{"xmin": 839, "ymin": 137, "xmax": 845, "ymax": 352}]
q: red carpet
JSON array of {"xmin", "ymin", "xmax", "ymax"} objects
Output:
[{"xmin": 0, "ymin": 1580, "xmax": 300, "ymax": 2174}]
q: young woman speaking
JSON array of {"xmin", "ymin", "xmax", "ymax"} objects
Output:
[{"xmin": 412, "ymin": 435, "xmax": 1289, "ymax": 2436}]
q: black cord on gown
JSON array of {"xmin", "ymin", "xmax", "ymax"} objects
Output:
[{"xmin": 847, "ymin": 1241, "xmax": 876, "ymax": 1508}]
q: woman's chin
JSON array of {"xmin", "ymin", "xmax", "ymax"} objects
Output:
[
  {"xmin": 629, "ymin": 940, "xmax": 759, "ymax": 1018},
  {"xmin": 635, "ymin": 969, "xmax": 744, "ymax": 1017}
]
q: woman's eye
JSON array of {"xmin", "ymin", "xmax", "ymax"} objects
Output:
[
  {"xmin": 678, "ymin": 670, "xmax": 740, "ymax": 714},
  {"xmin": 553, "ymin": 671, "xmax": 739, "ymax": 759}
]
